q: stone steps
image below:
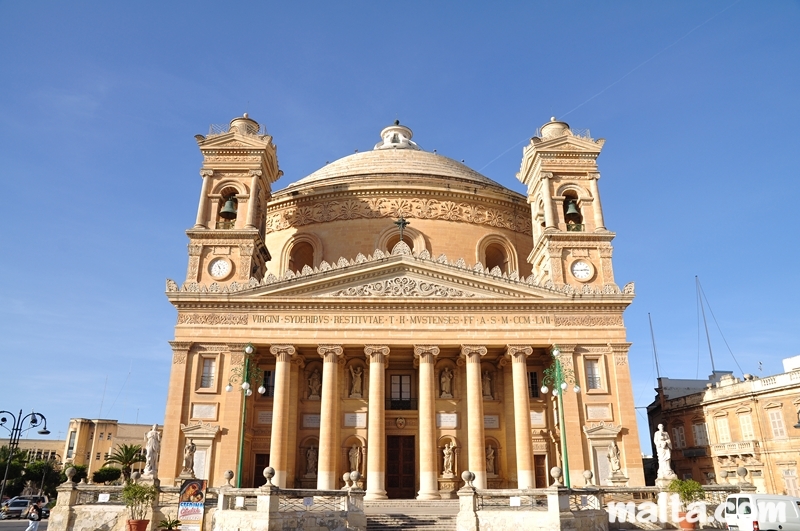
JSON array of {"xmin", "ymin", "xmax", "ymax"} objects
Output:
[
  {"xmin": 365, "ymin": 499, "xmax": 459, "ymax": 509},
  {"xmin": 366, "ymin": 513, "xmax": 457, "ymax": 530}
]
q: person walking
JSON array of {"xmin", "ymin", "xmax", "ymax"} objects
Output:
[{"xmin": 25, "ymin": 501, "xmax": 43, "ymax": 531}]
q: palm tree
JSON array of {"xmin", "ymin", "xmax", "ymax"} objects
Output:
[{"xmin": 104, "ymin": 444, "xmax": 145, "ymax": 482}]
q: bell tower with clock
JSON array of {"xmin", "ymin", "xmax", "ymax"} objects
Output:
[
  {"xmin": 517, "ymin": 118, "xmax": 618, "ymax": 290},
  {"xmin": 184, "ymin": 114, "xmax": 282, "ymax": 286}
]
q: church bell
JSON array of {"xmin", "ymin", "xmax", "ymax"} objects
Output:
[
  {"xmin": 219, "ymin": 197, "xmax": 238, "ymax": 220},
  {"xmin": 565, "ymin": 200, "xmax": 580, "ymax": 217}
]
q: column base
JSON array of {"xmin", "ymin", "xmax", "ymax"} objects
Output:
[
  {"xmin": 416, "ymin": 490, "xmax": 441, "ymax": 500},
  {"xmin": 364, "ymin": 490, "xmax": 387, "ymax": 500}
]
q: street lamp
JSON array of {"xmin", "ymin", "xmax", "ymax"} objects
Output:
[
  {"xmin": 38, "ymin": 453, "xmax": 60, "ymax": 496},
  {"xmin": 539, "ymin": 346, "xmax": 580, "ymax": 488},
  {"xmin": 225, "ymin": 343, "xmax": 259, "ymax": 487},
  {"xmin": 0, "ymin": 409, "xmax": 50, "ymax": 502}
]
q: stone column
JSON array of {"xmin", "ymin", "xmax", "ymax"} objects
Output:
[
  {"xmin": 194, "ymin": 169, "xmax": 213, "ymax": 228},
  {"xmin": 541, "ymin": 172, "xmax": 557, "ymax": 229},
  {"xmin": 609, "ymin": 342, "xmax": 644, "ymax": 485},
  {"xmin": 268, "ymin": 344, "xmax": 296, "ymax": 488},
  {"xmin": 588, "ymin": 175, "xmax": 606, "ymax": 230},
  {"xmin": 414, "ymin": 345, "xmax": 440, "ymax": 500},
  {"xmin": 461, "ymin": 345, "xmax": 488, "ymax": 489},
  {"xmin": 364, "ymin": 345, "xmax": 390, "ymax": 500},
  {"xmin": 506, "ymin": 345, "xmax": 534, "ymax": 489},
  {"xmin": 317, "ymin": 345, "xmax": 343, "ymax": 490},
  {"xmin": 246, "ymin": 170, "xmax": 261, "ymax": 229}
]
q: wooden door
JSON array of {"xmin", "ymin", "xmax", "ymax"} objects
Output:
[
  {"xmin": 253, "ymin": 453, "xmax": 270, "ymax": 487},
  {"xmin": 386, "ymin": 436, "xmax": 415, "ymax": 498},
  {"xmin": 534, "ymin": 454, "xmax": 547, "ymax": 488}
]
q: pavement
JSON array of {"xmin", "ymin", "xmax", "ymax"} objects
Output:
[{"xmin": 0, "ymin": 520, "xmax": 49, "ymax": 530}]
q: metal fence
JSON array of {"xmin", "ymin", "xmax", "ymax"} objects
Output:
[{"xmin": 475, "ymin": 489, "xmax": 549, "ymax": 511}]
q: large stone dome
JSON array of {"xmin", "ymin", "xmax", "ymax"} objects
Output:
[{"xmin": 277, "ymin": 122, "xmax": 510, "ymax": 196}]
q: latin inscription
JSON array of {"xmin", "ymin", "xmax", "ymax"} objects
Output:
[{"xmin": 250, "ymin": 313, "xmax": 553, "ymax": 326}]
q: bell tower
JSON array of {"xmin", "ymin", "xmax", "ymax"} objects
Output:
[
  {"xmin": 517, "ymin": 118, "xmax": 617, "ymax": 289},
  {"xmin": 185, "ymin": 114, "xmax": 282, "ymax": 285}
]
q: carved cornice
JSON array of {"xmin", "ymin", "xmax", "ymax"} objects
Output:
[
  {"xmin": 177, "ymin": 313, "xmax": 248, "ymax": 326},
  {"xmin": 264, "ymin": 196, "xmax": 532, "ymax": 236}
]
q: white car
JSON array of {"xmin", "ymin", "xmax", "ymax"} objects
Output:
[{"xmin": 725, "ymin": 494, "xmax": 800, "ymax": 531}]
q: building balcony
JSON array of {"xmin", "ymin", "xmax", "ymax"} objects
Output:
[{"xmin": 710, "ymin": 440, "xmax": 760, "ymax": 456}]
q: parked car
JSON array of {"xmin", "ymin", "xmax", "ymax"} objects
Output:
[
  {"xmin": 3, "ymin": 500, "xmax": 31, "ymax": 518},
  {"xmin": 725, "ymin": 494, "xmax": 800, "ymax": 531}
]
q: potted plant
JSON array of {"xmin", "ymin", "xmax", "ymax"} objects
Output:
[
  {"xmin": 158, "ymin": 513, "xmax": 181, "ymax": 530},
  {"xmin": 121, "ymin": 482, "xmax": 157, "ymax": 531},
  {"xmin": 668, "ymin": 479, "xmax": 706, "ymax": 530}
]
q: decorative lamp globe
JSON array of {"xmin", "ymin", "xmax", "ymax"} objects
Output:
[
  {"xmin": 258, "ymin": 385, "xmax": 267, "ymax": 395},
  {"xmin": 573, "ymin": 385, "xmax": 581, "ymax": 393},
  {"xmin": 242, "ymin": 382, "xmax": 250, "ymax": 391},
  {"xmin": 225, "ymin": 383, "xmax": 233, "ymax": 392},
  {"xmin": 552, "ymin": 348, "xmax": 561, "ymax": 357},
  {"xmin": 540, "ymin": 385, "xmax": 549, "ymax": 394},
  {"xmin": 245, "ymin": 389, "xmax": 253, "ymax": 396},
  {"xmin": 552, "ymin": 388, "xmax": 558, "ymax": 396},
  {"xmin": 245, "ymin": 345, "xmax": 254, "ymax": 355},
  {"xmin": 560, "ymin": 382, "xmax": 567, "ymax": 390}
]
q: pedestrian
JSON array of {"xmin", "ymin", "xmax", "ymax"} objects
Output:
[{"xmin": 25, "ymin": 500, "xmax": 43, "ymax": 531}]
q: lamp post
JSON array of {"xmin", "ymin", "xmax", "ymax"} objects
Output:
[
  {"xmin": 540, "ymin": 346, "xmax": 580, "ymax": 488},
  {"xmin": 0, "ymin": 410, "xmax": 50, "ymax": 503},
  {"xmin": 225, "ymin": 343, "xmax": 262, "ymax": 487}
]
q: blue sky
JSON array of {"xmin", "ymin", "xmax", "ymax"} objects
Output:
[{"xmin": 1, "ymin": 2, "xmax": 798, "ymax": 454}]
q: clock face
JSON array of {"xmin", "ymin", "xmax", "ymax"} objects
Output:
[
  {"xmin": 571, "ymin": 260, "xmax": 593, "ymax": 280},
  {"xmin": 209, "ymin": 258, "xmax": 231, "ymax": 279}
]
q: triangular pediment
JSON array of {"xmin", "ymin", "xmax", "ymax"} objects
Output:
[
  {"xmin": 536, "ymin": 133, "xmax": 601, "ymax": 154},
  {"xmin": 197, "ymin": 131, "xmax": 273, "ymax": 150},
  {"xmin": 243, "ymin": 256, "xmax": 554, "ymax": 299}
]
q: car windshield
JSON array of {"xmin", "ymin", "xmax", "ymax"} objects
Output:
[{"xmin": 10, "ymin": 501, "xmax": 28, "ymax": 507}]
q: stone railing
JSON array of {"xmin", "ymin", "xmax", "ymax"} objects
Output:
[
  {"xmin": 48, "ymin": 468, "xmax": 366, "ymax": 531},
  {"xmin": 456, "ymin": 469, "xmax": 754, "ymax": 531}
]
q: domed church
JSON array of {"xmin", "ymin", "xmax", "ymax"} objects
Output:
[{"xmin": 162, "ymin": 114, "xmax": 644, "ymax": 498}]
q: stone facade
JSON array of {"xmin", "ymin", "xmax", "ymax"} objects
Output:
[
  {"xmin": 647, "ymin": 358, "xmax": 800, "ymax": 495},
  {"xmin": 160, "ymin": 115, "xmax": 645, "ymax": 495},
  {"xmin": 61, "ymin": 419, "xmax": 153, "ymax": 476}
]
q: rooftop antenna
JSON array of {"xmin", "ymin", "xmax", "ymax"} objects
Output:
[
  {"xmin": 648, "ymin": 313, "xmax": 661, "ymax": 378},
  {"xmin": 696, "ymin": 276, "xmax": 717, "ymax": 373}
]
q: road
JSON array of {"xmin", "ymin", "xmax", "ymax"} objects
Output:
[{"xmin": 0, "ymin": 520, "xmax": 48, "ymax": 530}]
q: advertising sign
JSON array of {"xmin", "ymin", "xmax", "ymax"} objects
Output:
[{"xmin": 178, "ymin": 479, "xmax": 207, "ymax": 531}]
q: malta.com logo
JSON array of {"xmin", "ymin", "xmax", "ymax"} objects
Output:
[{"xmin": 607, "ymin": 495, "xmax": 790, "ymax": 525}]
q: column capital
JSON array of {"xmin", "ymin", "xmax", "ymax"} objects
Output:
[
  {"xmin": 200, "ymin": 169, "xmax": 214, "ymax": 178},
  {"xmin": 270, "ymin": 344, "xmax": 296, "ymax": 362},
  {"xmin": 505, "ymin": 345, "xmax": 532, "ymax": 361},
  {"xmin": 318, "ymin": 345, "xmax": 344, "ymax": 361},
  {"xmin": 553, "ymin": 344, "xmax": 576, "ymax": 355},
  {"xmin": 364, "ymin": 345, "xmax": 390, "ymax": 363},
  {"xmin": 248, "ymin": 169, "xmax": 263, "ymax": 178},
  {"xmin": 413, "ymin": 345, "xmax": 440, "ymax": 362},
  {"xmin": 460, "ymin": 345, "xmax": 487, "ymax": 362},
  {"xmin": 608, "ymin": 342, "xmax": 632, "ymax": 354}
]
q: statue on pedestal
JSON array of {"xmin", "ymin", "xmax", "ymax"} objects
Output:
[
  {"xmin": 306, "ymin": 446, "xmax": 318, "ymax": 476},
  {"xmin": 608, "ymin": 440, "xmax": 621, "ymax": 473},
  {"xmin": 349, "ymin": 444, "xmax": 361, "ymax": 472},
  {"xmin": 440, "ymin": 368, "xmax": 453, "ymax": 398},
  {"xmin": 143, "ymin": 424, "xmax": 161, "ymax": 477},
  {"xmin": 482, "ymin": 371, "xmax": 492, "ymax": 399},
  {"xmin": 349, "ymin": 366, "xmax": 363, "ymax": 398},
  {"xmin": 486, "ymin": 446, "xmax": 496, "ymax": 475},
  {"xmin": 654, "ymin": 424, "xmax": 677, "ymax": 482},
  {"xmin": 442, "ymin": 442, "xmax": 455, "ymax": 476},
  {"xmin": 308, "ymin": 369, "xmax": 322, "ymax": 399},
  {"xmin": 181, "ymin": 439, "xmax": 196, "ymax": 477}
]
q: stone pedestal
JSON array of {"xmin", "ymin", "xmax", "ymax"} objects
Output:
[
  {"xmin": 607, "ymin": 472, "xmax": 628, "ymax": 486},
  {"xmin": 438, "ymin": 477, "xmax": 458, "ymax": 499}
]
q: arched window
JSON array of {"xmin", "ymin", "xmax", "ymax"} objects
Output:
[
  {"xmin": 289, "ymin": 241, "xmax": 314, "ymax": 272},
  {"xmin": 485, "ymin": 243, "xmax": 508, "ymax": 274}
]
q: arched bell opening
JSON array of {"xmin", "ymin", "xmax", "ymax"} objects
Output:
[
  {"xmin": 484, "ymin": 243, "xmax": 508, "ymax": 274},
  {"xmin": 216, "ymin": 189, "xmax": 239, "ymax": 229},
  {"xmin": 562, "ymin": 193, "xmax": 583, "ymax": 231},
  {"xmin": 289, "ymin": 241, "xmax": 314, "ymax": 273}
]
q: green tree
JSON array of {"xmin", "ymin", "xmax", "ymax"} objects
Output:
[
  {"xmin": 24, "ymin": 460, "xmax": 61, "ymax": 499},
  {"xmin": 92, "ymin": 466, "xmax": 122, "ymax": 484},
  {"xmin": 0, "ymin": 446, "xmax": 28, "ymax": 497},
  {"xmin": 104, "ymin": 444, "xmax": 145, "ymax": 483}
]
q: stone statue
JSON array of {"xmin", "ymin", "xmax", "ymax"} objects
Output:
[
  {"xmin": 442, "ymin": 442, "xmax": 455, "ymax": 475},
  {"xmin": 482, "ymin": 371, "xmax": 492, "ymax": 398},
  {"xmin": 440, "ymin": 367, "xmax": 453, "ymax": 398},
  {"xmin": 143, "ymin": 424, "xmax": 161, "ymax": 477},
  {"xmin": 348, "ymin": 444, "xmax": 361, "ymax": 472},
  {"xmin": 182, "ymin": 438, "xmax": 196, "ymax": 476},
  {"xmin": 486, "ymin": 446, "xmax": 496, "ymax": 475},
  {"xmin": 607, "ymin": 440, "xmax": 621, "ymax": 473},
  {"xmin": 654, "ymin": 424, "xmax": 676, "ymax": 479},
  {"xmin": 308, "ymin": 369, "xmax": 322, "ymax": 398},
  {"xmin": 307, "ymin": 446, "xmax": 318, "ymax": 475},
  {"xmin": 349, "ymin": 366, "xmax": 363, "ymax": 398}
]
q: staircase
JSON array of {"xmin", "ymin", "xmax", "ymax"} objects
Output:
[{"xmin": 365, "ymin": 499, "xmax": 458, "ymax": 530}]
